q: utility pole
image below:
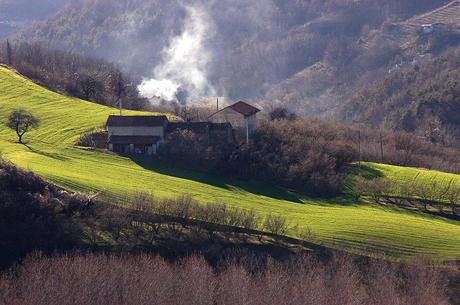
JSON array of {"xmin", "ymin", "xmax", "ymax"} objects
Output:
[
  {"xmin": 246, "ymin": 118, "xmax": 249, "ymax": 144},
  {"xmin": 6, "ymin": 40, "xmax": 12, "ymax": 66},
  {"xmin": 119, "ymin": 99, "xmax": 123, "ymax": 116},
  {"xmin": 353, "ymin": 120, "xmax": 363, "ymax": 166},
  {"xmin": 358, "ymin": 129, "xmax": 361, "ymax": 167},
  {"xmin": 216, "ymin": 98, "xmax": 219, "ymax": 112}
]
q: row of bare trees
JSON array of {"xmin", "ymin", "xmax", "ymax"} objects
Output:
[
  {"xmin": 87, "ymin": 196, "xmax": 305, "ymax": 253},
  {"xmin": 96, "ymin": 192, "xmax": 314, "ymax": 245},
  {"xmin": 0, "ymin": 252, "xmax": 453, "ymax": 305},
  {"xmin": 353, "ymin": 175, "xmax": 460, "ymax": 215}
]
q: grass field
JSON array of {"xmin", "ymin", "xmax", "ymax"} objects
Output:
[
  {"xmin": 350, "ymin": 162, "xmax": 460, "ymax": 198},
  {"xmin": 2, "ymin": 66, "xmax": 460, "ymax": 259}
]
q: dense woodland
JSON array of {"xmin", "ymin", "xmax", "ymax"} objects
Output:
[{"xmin": 342, "ymin": 47, "xmax": 460, "ymax": 141}]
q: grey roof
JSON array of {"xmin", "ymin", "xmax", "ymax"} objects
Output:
[
  {"xmin": 167, "ymin": 122, "xmax": 232, "ymax": 134},
  {"xmin": 108, "ymin": 136, "xmax": 161, "ymax": 145},
  {"xmin": 106, "ymin": 115, "xmax": 168, "ymax": 127}
]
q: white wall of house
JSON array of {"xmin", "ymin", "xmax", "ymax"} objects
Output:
[
  {"xmin": 210, "ymin": 108, "xmax": 257, "ymax": 134},
  {"xmin": 108, "ymin": 126, "xmax": 165, "ymax": 140},
  {"xmin": 210, "ymin": 108, "xmax": 245, "ymax": 128}
]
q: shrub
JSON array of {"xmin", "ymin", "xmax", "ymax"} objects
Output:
[{"xmin": 263, "ymin": 214, "xmax": 289, "ymax": 235}]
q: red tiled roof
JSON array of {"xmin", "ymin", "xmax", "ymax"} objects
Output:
[
  {"xmin": 210, "ymin": 101, "xmax": 260, "ymax": 118},
  {"xmin": 229, "ymin": 101, "xmax": 260, "ymax": 116}
]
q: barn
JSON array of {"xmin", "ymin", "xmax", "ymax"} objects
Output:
[{"xmin": 106, "ymin": 115, "xmax": 168, "ymax": 156}]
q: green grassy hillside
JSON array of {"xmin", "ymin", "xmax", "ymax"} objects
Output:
[
  {"xmin": 351, "ymin": 162, "xmax": 460, "ymax": 197},
  {"xmin": 364, "ymin": 162, "xmax": 460, "ymax": 188},
  {"xmin": 1, "ymin": 66, "xmax": 460, "ymax": 259}
]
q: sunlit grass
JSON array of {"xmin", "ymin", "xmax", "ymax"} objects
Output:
[{"xmin": 2, "ymin": 66, "xmax": 460, "ymax": 259}]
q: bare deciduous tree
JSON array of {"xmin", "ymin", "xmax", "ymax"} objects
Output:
[
  {"xmin": 6, "ymin": 109, "xmax": 40, "ymax": 143},
  {"xmin": 413, "ymin": 176, "xmax": 442, "ymax": 211},
  {"xmin": 443, "ymin": 178, "xmax": 460, "ymax": 215}
]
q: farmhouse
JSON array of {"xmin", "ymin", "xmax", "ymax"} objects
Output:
[{"xmin": 209, "ymin": 101, "xmax": 260, "ymax": 143}]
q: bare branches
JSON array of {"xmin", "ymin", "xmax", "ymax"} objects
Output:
[
  {"xmin": 0, "ymin": 253, "xmax": 452, "ymax": 305},
  {"xmin": 354, "ymin": 174, "xmax": 460, "ymax": 215}
]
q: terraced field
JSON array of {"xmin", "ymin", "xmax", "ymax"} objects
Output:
[
  {"xmin": 2, "ymin": 66, "xmax": 460, "ymax": 259},
  {"xmin": 408, "ymin": 0, "xmax": 460, "ymax": 27},
  {"xmin": 361, "ymin": 0, "xmax": 460, "ymax": 50}
]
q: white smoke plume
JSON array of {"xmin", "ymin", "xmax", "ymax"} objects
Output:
[{"xmin": 138, "ymin": 4, "xmax": 216, "ymax": 104}]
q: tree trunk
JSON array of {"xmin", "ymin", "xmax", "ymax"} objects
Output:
[
  {"xmin": 16, "ymin": 131, "xmax": 23, "ymax": 144},
  {"xmin": 17, "ymin": 129, "xmax": 27, "ymax": 144}
]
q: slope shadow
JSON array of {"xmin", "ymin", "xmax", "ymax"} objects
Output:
[
  {"xmin": 130, "ymin": 157, "xmax": 304, "ymax": 204},
  {"xmin": 347, "ymin": 163, "xmax": 384, "ymax": 180},
  {"xmin": 23, "ymin": 143, "xmax": 70, "ymax": 161},
  {"xmin": 312, "ymin": 195, "xmax": 360, "ymax": 207}
]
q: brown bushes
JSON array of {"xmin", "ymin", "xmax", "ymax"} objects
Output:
[
  {"xmin": 0, "ymin": 253, "xmax": 452, "ymax": 305},
  {"xmin": 219, "ymin": 119, "xmax": 357, "ymax": 196}
]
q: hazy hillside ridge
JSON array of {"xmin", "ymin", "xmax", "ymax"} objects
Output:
[{"xmin": 11, "ymin": 0, "xmax": 454, "ymax": 107}]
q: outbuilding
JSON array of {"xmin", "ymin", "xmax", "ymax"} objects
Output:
[{"xmin": 106, "ymin": 115, "xmax": 168, "ymax": 155}]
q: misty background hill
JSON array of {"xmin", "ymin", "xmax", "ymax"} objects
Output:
[
  {"xmin": 4, "ymin": 0, "xmax": 460, "ymax": 135},
  {"xmin": 0, "ymin": 0, "xmax": 69, "ymax": 38}
]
